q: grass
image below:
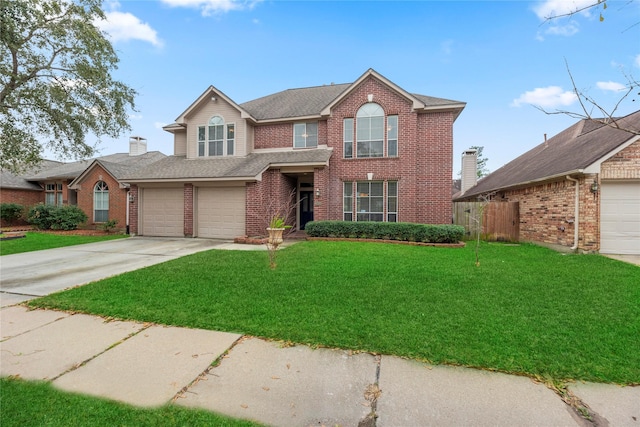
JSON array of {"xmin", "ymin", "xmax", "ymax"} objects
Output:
[
  {"xmin": 29, "ymin": 240, "xmax": 640, "ymax": 385},
  {"xmin": 0, "ymin": 232, "xmax": 128, "ymax": 255},
  {"xmin": 0, "ymin": 377, "xmax": 262, "ymax": 427}
]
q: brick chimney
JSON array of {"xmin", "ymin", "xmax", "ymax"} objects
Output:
[
  {"xmin": 129, "ymin": 136, "xmax": 147, "ymax": 156},
  {"xmin": 461, "ymin": 149, "xmax": 478, "ymax": 194}
]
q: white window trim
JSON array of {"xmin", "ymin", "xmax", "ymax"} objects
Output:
[
  {"xmin": 293, "ymin": 122, "xmax": 318, "ymax": 149},
  {"xmin": 197, "ymin": 116, "xmax": 236, "ymax": 157}
]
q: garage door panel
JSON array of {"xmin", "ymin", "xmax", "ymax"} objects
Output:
[
  {"xmin": 197, "ymin": 187, "xmax": 245, "ymax": 239},
  {"xmin": 142, "ymin": 188, "xmax": 184, "ymax": 237},
  {"xmin": 600, "ymin": 181, "xmax": 640, "ymax": 255}
]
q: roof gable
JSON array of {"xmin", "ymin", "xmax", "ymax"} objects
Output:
[{"xmin": 174, "ymin": 85, "xmax": 255, "ymax": 124}]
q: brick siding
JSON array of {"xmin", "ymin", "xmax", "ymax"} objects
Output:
[
  {"xmin": 601, "ymin": 139, "xmax": 640, "ymax": 179},
  {"xmin": 75, "ymin": 165, "xmax": 128, "ymax": 230},
  {"xmin": 496, "ymin": 175, "xmax": 599, "ymax": 252}
]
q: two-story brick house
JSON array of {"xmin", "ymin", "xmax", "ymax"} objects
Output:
[{"xmin": 124, "ymin": 69, "xmax": 466, "ymax": 238}]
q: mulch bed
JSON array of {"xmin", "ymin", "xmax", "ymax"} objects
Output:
[{"xmin": 0, "ymin": 226, "xmax": 112, "ymax": 236}]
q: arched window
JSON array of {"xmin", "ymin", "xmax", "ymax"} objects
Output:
[
  {"xmin": 94, "ymin": 181, "xmax": 109, "ymax": 222},
  {"xmin": 356, "ymin": 103, "xmax": 384, "ymax": 158},
  {"xmin": 197, "ymin": 115, "xmax": 235, "ymax": 157}
]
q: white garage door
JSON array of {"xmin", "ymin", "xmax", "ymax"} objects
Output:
[
  {"xmin": 197, "ymin": 187, "xmax": 245, "ymax": 239},
  {"xmin": 142, "ymin": 188, "xmax": 184, "ymax": 237},
  {"xmin": 600, "ymin": 181, "xmax": 640, "ymax": 255}
]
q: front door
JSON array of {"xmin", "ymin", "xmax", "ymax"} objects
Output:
[{"xmin": 299, "ymin": 191, "xmax": 314, "ymax": 230}]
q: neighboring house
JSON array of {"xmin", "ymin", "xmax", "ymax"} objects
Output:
[
  {"xmin": 455, "ymin": 110, "xmax": 640, "ymax": 255},
  {"xmin": 123, "ymin": 69, "xmax": 466, "ymax": 239},
  {"xmin": 0, "ymin": 160, "xmax": 63, "ymax": 215},
  {"xmin": 0, "ymin": 137, "xmax": 165, "ymax": 229}
]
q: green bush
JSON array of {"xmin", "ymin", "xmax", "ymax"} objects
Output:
[
  {"xmin": 27, "ymin": 204, "xmax": 57, "ymax": 229},
  {"xmin": 305, "ymin": 221, "xmax": 464, "ymax": 244},
  {"xmin": 98, "ymin": 219, "xmax": 119, "ymax": 233},
  {"xmin": 27, "ymin": 204, "xmax": 87, "ymax": 230},
  {"xmin": 50, "ymin": 205, "xmax": 88, "ymax": 230},
  {"xmin": 1, "ymin": 203, "xmax": 25, "ymax": 224}
]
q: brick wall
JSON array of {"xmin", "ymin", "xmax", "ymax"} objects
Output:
[
  {"xmin": 324, "ymin": 75, "xmax": 454, "ymax": 224},
  {"xmin": 75, "ymin": 165, "xmax": 128, "ymax": 230},
  {"xmin": 0, "ymin": 188, "xmax": 43, "ymax": 226},
  {"xmin": 0, "ymin": 188, "xmax": 43, "ymax": 207},
  {"xmin": 184, "ymin": 184, "xmax": 193, "ymax": 237},
  {"xmin": 248, "ymin": 75, "xmax": 456, "ymax": 228},
  {"xmin": 129, "ymin": 185, "xmax": 138, "ymax": 235},
  {"xmin": 601, "ymin": 140, "xmax": 640, "ymax": 179},
  {"xmin": 245, "ymin": 170, "xmax": 296, "ymax": 236},
  {"xmin": 498, "ymin": 175, "xmax": 599, "ymax": 252}
]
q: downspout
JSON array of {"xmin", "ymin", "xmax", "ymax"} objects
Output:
[{"xmin": 566, "ymin": 176, "xmax": 579, "ymax": 250}]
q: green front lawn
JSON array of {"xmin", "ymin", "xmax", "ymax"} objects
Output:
[
  {"xmin": 30, "ymin": 241, "xmax": 640, "ymax": 384},
  {"xmin": 0, "ymin": 378, "xmax": 262, "ymax": 427},
  {"xmin": 0, "ymin": 232, "xmax": 128, "ymax": 255}
]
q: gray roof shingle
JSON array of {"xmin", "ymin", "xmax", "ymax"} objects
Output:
[
  {"xmin": 239, "ymin": 84, "xmax": 464, "ymax": 121},
  {"xmin": 123, "ymin": 149, "xmax": 332, "ymax": 181},
  {"xmin": 0, "ymin": 160, "xmax": 63, "ymax": 190},
  {"xmin": 456, "ymin": 110, "xmax": 640, "ymax": 199}
]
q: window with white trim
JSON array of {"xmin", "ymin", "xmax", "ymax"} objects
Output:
[
  {"xmin": 343, "ymin": 182, "xmax": 353, "ymax": 221},
  {"xmin": 45, "ymin": 183, "xmax": 63, "ymax": 206},
  {"xmin": 198, "ymin": 116, "xmax": 235, "ymax": 157},
  {"xmin": 293, "ymin": 122, "xmax": 318, "ymax": 148},
  {"xmin": 343, "ymin": 118, "xmax": 353, "ymax": 159},
  {"xmin": 343, "ymin": 180, "xmax": 398, "ymax": 222},
  {"xmin": 387, "ymin": 115, "xmax": 398, "ymax": 157},
  {"xmin": 356, "ymin": 103, "xmax": 384, "ymax": 158},
  {"xmin": 94, "ymin": 181, "xmax": 109, "ymax": 222}
]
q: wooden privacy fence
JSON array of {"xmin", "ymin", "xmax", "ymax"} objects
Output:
[{"xmin": 453, "ymin": 201, "xmax": 519, "ymax": 242}]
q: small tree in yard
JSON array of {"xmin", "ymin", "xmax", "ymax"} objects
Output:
[
  {"xmin": 467, "ymin": 192, "xmax": 495, "ymax": 267},
  {"xmin": 250, "ymin": 188, "xmax": 297, "ymax": 269}
]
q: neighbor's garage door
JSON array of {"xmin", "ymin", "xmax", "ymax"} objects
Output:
[
  {"xmin": 141, "ymin": 188, "xmax": 184, "ymax": 237},
  {"xmin": 196, "ymin": 187, "xmax": 245, "ymax": 239},
  {"xmin": 600, "ymin": 181, "xmax": 640, "ymax": 255}
]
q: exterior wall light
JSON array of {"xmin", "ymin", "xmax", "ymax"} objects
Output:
[
  {"xmin": 315, "ymin": 188, "xmax": 320, "ymax": 197},
  {"xmin": 590, "ymin": 181, "xmax": 599, "ymax": 193},
  {"xmin": 129, "ymin": 193, "xmax": 135, "ymax": 203}
]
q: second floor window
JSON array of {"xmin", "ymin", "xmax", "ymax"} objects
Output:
[
  {"xmin": 198, "ymin": 116, "xmax": 234, "ymax": 157},
  {"xmin": 294, "ymin": 122, "xmax": 318, "ymax": 148},
  {"xmin": 356, "ymin": 103, "xmax": 384, "ymax": 158}
]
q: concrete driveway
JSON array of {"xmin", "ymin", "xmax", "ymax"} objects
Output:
[{"xmin": 0, "ymin": 237, "xmax": 230, "ymax": 306}]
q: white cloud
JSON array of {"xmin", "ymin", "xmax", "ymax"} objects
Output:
[
  {"xmin": 96, "ymin": 11, "xmax": 163, "ymax": 47},
  {"xmin": 511, "ymin": 86, "xmax": 578, "ymax": 108},
  {"xmin": 160, "ymin": 0, "xmax": 261, "ymax": 16},
  {"xmin": 154, "ymin": 122, "xmax": 168, "ymax": 129},
  {"xmin": 533, "ymin": 0, "xmax": 597, "ymax": 20},
  {"xmin": 544, "ymin": 21, "xmax": 580, "ymax": 37},
  {"xmin": 597, "ymin": 81, "xmax": 626, "ymax": 92},
  {"xmin": 130, "ymin": 113, "xmax": 143, "ymax": 120},
  {"xmin": 635, "ymin": 54, "xmax": 640, "ymax": 68}
]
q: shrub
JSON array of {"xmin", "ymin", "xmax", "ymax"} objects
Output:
[
  {"xmin": 305, "ymin": 221, "xmax": 464, "ymax": 244},
  {"xmin": 27, "ymin": 204, "xmax": 57, "ymax": 230},
  {"xmin": 50, "ymin": 205, "xmax": 88, "ymax": 230},
  {"xmin": 98, "ymin": 219, "xmax": 119, "ymax": 233},
  {"xmin": 0, "ymin": 203, "xmax": 25, "ymax": 224},
  {"xmin": 27, "ymin": 204, "xmax": 87, "ymax": 230}
]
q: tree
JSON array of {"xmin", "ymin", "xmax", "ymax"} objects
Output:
[
  {"xmin": 0, "ymin": 0, "xmax": 136, "ymax": 173},
  {"xmin": 536, "ymin": 60, "xmax": 640, "ymax": 136}
]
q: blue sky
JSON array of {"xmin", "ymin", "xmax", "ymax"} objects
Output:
[{"xmin": 88, "ymin": 0, "xmax": 640, "ymax": 175}]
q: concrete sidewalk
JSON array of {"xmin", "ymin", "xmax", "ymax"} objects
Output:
[{"xmin": 2, "ymin": 306, "xmax": 638, "ymax": 427}]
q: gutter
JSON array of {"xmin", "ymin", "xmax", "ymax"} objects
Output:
[{"xmin": 566, "ymin": 175, "xmax": 579, "ymax": 250}]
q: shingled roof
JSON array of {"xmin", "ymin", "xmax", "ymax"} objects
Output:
[
  {"xmin": 26, "ymin": 152, "xmax": 166, "ymax": 182},
  {"xmin": 123, "ymin": 149, "xmax": 332, "ymax": 182},
  {"xmin": 0, "ymin": 160, "xmax": 62, "ymax": 190},
  {"xmin": 456, "ymin": 110, "xmax": 640, "ymax": 200}
]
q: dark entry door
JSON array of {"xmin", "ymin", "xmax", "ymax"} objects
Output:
[{"xmin": 300, "ymin": 191, "xmax": 314, "ymax": 230}]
